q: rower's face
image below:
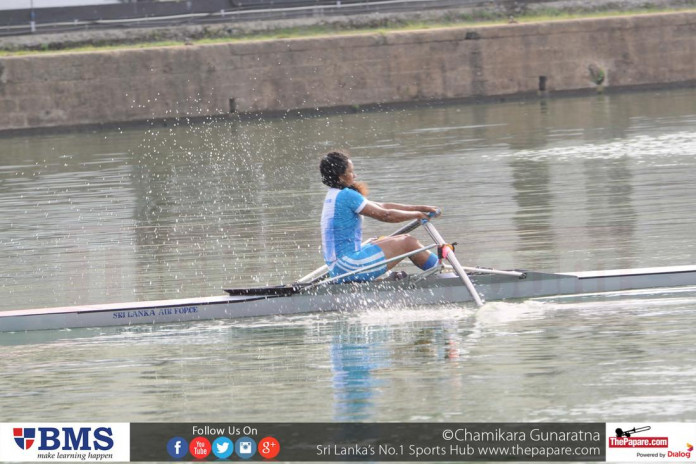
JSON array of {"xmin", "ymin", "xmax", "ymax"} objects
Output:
[{"xmin": 339, "ymin": 160, "xmax": 356, "ymax": 187}]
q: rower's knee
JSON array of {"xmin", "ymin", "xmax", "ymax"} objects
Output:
[
  {"xmin": 401, "ymin": 234, "xmax": 420, "ymax": 251},
  {"xmin": 377, "ymin": 234, "xmax": 423, "ymax": 259}
]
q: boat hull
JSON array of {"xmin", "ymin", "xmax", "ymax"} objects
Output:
[{"xmin": 2, "ymin": 266, "xmax": 696, "ymax": 332}]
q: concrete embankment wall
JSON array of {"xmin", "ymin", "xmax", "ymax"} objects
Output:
[{"xmin": 2, "ymin": 11, "xmax": 696, "ymax": 133}]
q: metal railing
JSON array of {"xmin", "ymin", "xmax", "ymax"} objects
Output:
[{"xmin": 0, "ymin": 0, "xmax": 495, "ymax": 36}]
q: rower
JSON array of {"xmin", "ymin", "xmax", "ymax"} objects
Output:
[{"xmin": 319, "ymin": 151, "xmax": 441, "ymax": 283}]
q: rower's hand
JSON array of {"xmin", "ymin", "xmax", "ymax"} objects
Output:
[
  {"xmin": 415, "ymin": 207, "xmax": 441, "ymax": 223},
  {"xmin": 424, "ymin": 207, "xmax": 441, "ymax": 218}
]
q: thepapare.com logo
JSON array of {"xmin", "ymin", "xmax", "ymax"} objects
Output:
[{"xmin": 1, "ymin": 424, "xmax": 129, "ymax": 462}]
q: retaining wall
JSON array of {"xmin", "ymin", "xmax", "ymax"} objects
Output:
[{"xmin": 2, "ymin": 11, "xmax": 696, "ymax": 133}]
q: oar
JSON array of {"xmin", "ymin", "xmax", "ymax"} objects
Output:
[
  {"xmin": 388, "ymin": 209, "xmax": 441, "ymax": 236},
  {"xmin": 458, "ymin": 266, "xmax": 525, "ymax": 279},
  {"xmin": 295, "ymin": 209, "xmax": 441, "ymax": 284},
  {"xmin": 422, "ymin": 222, "xmax": 484, "ymax": 307}
]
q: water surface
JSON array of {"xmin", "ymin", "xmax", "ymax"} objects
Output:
[{"xmin": 1, "ymin": 89, "xmax": 695, "ymax": 422}]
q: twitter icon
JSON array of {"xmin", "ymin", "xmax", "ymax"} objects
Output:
[{"xmin": 212, "ymin": 437, "xmax": 234, "ymax": 459}]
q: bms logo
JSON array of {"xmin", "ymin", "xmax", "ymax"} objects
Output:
[
  {"xmin": 13, "ymin": 427, "xmax": 114, "ymax": 451},
  {"xmin": 13, "ymin": 428, "xmax": 36, "ymax": 450}
]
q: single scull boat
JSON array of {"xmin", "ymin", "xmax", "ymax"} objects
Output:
[{"xmin": 2, "ymin": 219, "xmax": 696, "ymax": 333}]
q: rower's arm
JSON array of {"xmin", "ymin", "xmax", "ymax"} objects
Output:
[
  {"xmin": 375, "ymin": 202, "xmax": 439, "ymax": 214},
  {"xmin": 361, "ymin": 201, "xmax": 428, "ymax": 223}
]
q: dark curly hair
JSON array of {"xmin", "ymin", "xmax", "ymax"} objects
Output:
[{"xmin": 319, "ymin": 151, "xmax": 351, "ymax": 189}]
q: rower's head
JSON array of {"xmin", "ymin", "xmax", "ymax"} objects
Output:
[
  {"xmin": 320, "ymin": 151, "xmax": 369, "ymax": 196},
  {"xmin": 320, "ymin": 151, "xmax": 353, "ymax": 189}
]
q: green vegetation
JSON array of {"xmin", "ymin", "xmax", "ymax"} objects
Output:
[
  {"xmin": 1, "ymin": 40, "xmax": 184, "ymax": 56},
  {"xmin": 1, "ymin": 5, "xmax": 695, "ymax": 57}
]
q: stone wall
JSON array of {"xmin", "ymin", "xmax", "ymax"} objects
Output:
[{"xmin": 2, "ymin": 11, "xmax": 696, "ymax": 133}]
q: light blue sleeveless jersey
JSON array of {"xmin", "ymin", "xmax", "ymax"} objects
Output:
[
  {"xmin": 321, "ymin": 188, "xmax": 367, "ymax": 264},
  {"xmin": 321, "ymin": 188, "xmax": 437, "ymax": 281},
  {"xmin": 321, "ymin": 188, "xmax": 387, "ymax": 281}
]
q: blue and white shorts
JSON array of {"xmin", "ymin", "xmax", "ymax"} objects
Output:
[{"xmin": 328, "ymin": 243, "xmax": 387, "ymax": 283}]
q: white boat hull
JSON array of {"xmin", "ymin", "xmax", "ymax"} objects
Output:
[{"xmin": 2, "ymin": 265, "xmax": 696, "ymax": 332}]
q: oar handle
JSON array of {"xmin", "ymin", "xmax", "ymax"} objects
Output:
[
  {"xmin": 422, "ymin": 208, "xmax": 442, "ymax": 224},
  {"xmin": 381, "ymin": 208, "xmax": 441, "ymax": 237}
]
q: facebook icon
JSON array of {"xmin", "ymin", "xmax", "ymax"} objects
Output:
[{"xmin": 167, "ymin": 437, "xmax": 188, "ymax": 459}]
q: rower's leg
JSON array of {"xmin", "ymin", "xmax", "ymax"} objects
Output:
[{"xmin": 374, "ymin": 235, "xmax": 438, "ymax": 270}]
